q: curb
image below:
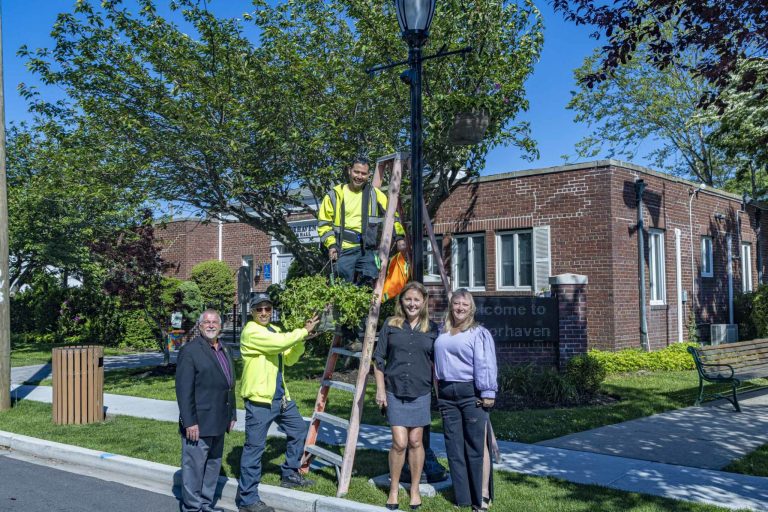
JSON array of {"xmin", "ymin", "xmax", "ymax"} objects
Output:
[{"xmin": 0, "ymin": 430, "xmax": 388, "ymax": 512}]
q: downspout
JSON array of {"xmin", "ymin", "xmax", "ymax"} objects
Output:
[
  {"xmin": 688, "ymin": 184, "xmax": 705, "ymax": 339},
  {"xmin": 218, "ymin": 218, "xmax": 223, "ymax": 261},
  {"xmin": 757, "ymin": 209, "xmax": 763, "ymax": 285},
  {"xmin": 727, "ymin": 235, "xmax": 734, "ymax": 324},
  {"xmin": 636, "ymin": 179, "xmax": 649, "ymax": 351}
]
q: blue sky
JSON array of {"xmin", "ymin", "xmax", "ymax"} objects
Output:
[{"xmin": 1, "ymin": 1, "xmax": 644, "ymax": 175}]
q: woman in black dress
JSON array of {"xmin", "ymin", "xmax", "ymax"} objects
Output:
[{"xmin": 373, "ymin": 282, "xmax": 437, "ymax": 510}]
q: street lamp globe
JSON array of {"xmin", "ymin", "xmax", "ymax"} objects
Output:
[{"xmin": 395, "ymin": 0, "xmax": 436, "ymax": 46}]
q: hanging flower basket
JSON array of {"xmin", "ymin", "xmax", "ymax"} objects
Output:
[{"xmin": 449, "ymin": 110, "xmax": 490, "ymax": 145}]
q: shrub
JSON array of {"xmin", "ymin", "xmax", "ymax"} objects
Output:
[
  {"xmin": 498, "ymin": 364, "xmax": 578, "ymax": 406},
  {"xmin": 565, "ymin": 353, "xmax": 607, "ymax": 397},
  {"xmin": 748, "ymin": 285, "xmax": 768, "ymax": 338},
  {"xmin": 734, "ymin": 291, "xmax": 757, "ymax": 340},
  {"xmin": 589, "ymin": 343, "xmax": 697, "ymax": 374},
  {"xmin": 120, "ymin": 310, "xmax": 158, "ymax": 350},
  {"xmin": 190, "ymin": 260, "xmax": 236, "ymax": 315}
]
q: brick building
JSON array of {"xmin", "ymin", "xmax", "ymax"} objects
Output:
[{"xmin": 156, "ymin": 159, "xmax": 763, "ymax": 354}]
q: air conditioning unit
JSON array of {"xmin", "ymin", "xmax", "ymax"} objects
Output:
[{"xmin": 710, "ymin": 324, "xmax": 738, "ymax": 345}]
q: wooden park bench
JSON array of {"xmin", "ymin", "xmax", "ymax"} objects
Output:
[{"xmin": 687, "ymin": 339, "xmax": 768, "ymax": 412}]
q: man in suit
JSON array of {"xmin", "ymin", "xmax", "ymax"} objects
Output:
[{"xmin": 176, "ymin": 309, "xmax": 237, "ymax": 512}]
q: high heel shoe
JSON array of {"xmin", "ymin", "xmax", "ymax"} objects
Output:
[
  {"xmin": 385, "ymin": 504, "xmax": 399, "ymax": 510},
  {"xmin": 410, "ymin": 504, "xmax": 421, "ymax": 510}
]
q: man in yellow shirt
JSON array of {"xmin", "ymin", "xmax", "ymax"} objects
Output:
[
  {"xmin": 236, "ymin": 293, "xmax": 319, "ymax": 512},
  {"xmin": 317, "ymin": 156, "xmax": 407, "ymax": 286}
]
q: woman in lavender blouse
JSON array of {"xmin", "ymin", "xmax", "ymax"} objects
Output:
[{"xmin": 434, "ymin": 289, "xmax": 497, "ymax": 511}]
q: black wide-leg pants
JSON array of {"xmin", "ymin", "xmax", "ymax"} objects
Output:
[{"xmin": 437, "ymin": 380, "xmax": 492, "ymax": 509}]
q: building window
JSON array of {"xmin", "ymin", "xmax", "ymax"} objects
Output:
[
  {"xmin": 496, "ymin": 230, "xmax": 533, "ymax": 290},
  {"xmin": 452, "ymin": 234, "xmax": 486, "ymax": 290},
  {"xmin": 701, "ymin": 236, "xmax": 713, "ymax": 277},
  {"xmin": 742, "ymin": 242, "xmax": 753, "ymax": 292},
  {"xmin": 649, "ymin": 229, "xmax": 666, "ymax": 305},
  {"xmin": 423, "ymin": 236, "xmax": 444, "ymax": 282}
]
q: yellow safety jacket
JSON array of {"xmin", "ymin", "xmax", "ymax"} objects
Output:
[
  {"xmin": 239, "ymin": 321, "xmax": 306, "ymax": 404},
  {"xmin": 317, "ymin": 183, "xmax": 405, "ymax": 251}
]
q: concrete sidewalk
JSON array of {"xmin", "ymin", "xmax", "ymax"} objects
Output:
[{"xmin": 8, "ymin": 358, "xmax": 768, "ymax": 511}]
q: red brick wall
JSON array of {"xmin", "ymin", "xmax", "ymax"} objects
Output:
[
  {"xmin": 156, "ymin": 219, "xmax": 272, "ymax": 293},
  {"xmin": 153, "ymin": 161, "xmax": 766, "ymax": 354}
]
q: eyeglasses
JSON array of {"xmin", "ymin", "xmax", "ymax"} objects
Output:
[
  {"xmin": 200, "ymin": 320, "xmax": 220, "ymax": 326},
  {"xmin": 253, "ymin": 306, "xmax": 272, "ymax": 312}
]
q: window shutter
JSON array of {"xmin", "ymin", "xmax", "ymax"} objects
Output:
[{"xmin": 533, "ymin": 225, "xmax": 551, "ymax": 293}]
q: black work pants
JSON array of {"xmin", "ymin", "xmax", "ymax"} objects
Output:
[{"xmin": 437, "ymin": 380, "xmax": 490, "ymax": 508}]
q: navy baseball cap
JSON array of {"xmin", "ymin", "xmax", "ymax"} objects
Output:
[{"xmin": 249, "ymin": 292, "xmax": 272, "ymax": 308}]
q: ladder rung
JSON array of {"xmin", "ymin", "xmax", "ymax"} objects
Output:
[
  {"xmin": 322, "ymin": 379, "xmax": 356, "ymax": 393},
  {"xmin": 305, "ymin": 444, "xmax": 343, "ymax": 467},
  {"xmin": 315, "ymin": 411, "xmax": 350, "ymax": 430},
  {"xmin": 331, "ymin": 347, "xmax": 362, "ymax": 358}
]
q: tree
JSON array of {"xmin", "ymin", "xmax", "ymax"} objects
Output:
[
  {"xmin": 21, "ymin": 0, "xmax": 543, "ymax": 269},
  {"xmin": 568, "ymin": 46, "xmax": 736, "ymax": 186},
  {"xmin": 6, "ymin": 121, "xmax": 148, "ymax": 291},
  {"xmin": 91, "ymin": 214, "xmax": 175, "ymax": 362},
  {"xmin": 190, "ymin": 260, "xmax": 236, "ymax": 316},
  {"xmin": 700, "ymin": 58, "xmax": 768, "ymax": 198},
  {"xmin": 551, "ymin": 0, "xmax": 767, "ymax": 99}
]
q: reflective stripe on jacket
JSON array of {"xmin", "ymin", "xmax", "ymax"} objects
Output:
[
  {"xmin": 317, "ymin": 183, "xmax": 405, "ymax": 250},
  {"xmin": 239, "ymin": 321, "xmax": 306, "ymax": 404}
]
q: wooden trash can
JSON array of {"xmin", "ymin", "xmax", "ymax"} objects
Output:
[{"xmin": 52, "ymin": 345, "xmax": 105, "ymax": 424}]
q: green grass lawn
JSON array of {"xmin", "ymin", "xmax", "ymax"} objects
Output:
[
  {"xmin": 11, "ymin": 339, "xmax": 136, "ymax": 367},
  {"xmin": 0, "ymin": 399, "xmax": 736, "ymax": 512},
  {"xmin": 62, "ymin": 359, "xmax": 739, "ymax": 443},
  {"xmin": 724, "ymin": 443, "xmax": 768, "ymax": 477}
]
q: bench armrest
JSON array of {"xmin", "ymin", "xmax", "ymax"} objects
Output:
[{"xmin": 699, "ymin": 363, "xmax": 735, "ymax": 380}]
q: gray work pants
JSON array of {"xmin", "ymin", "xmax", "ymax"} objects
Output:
[{"xmin": 180, "ymin": 434, "xmax": 224, "ymax": 512}]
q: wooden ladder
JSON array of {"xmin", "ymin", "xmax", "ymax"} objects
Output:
[{"xmin": 299, "ymin": 155, "xmax": 406, "ymax": 497}]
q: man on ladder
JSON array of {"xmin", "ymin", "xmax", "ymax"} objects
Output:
[
  {"xmin": 317, "ymin": 156, "xmax": 407, "ymax": 350},
  {"xmin": 316, "ymin": 155, "xmax": 448, "ymax": 484}
]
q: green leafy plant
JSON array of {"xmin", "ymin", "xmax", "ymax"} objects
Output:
[
  {"xmin": 565, "ymin": 353, "xmax": 607, "ymax": 397},
  {"xmin": 190, "ymin": 260, "xmax": 236, "ymax": 315},
  {"xmin": 277, "ymin": 275, "xmax": 373, "ymax": 332},
  {"xmin": 497, "ymin": 364, "xmax": 578, "ymax": 407},
  {"xmin": 589, "ymin": 343, "xmax": 698, "ymax": 374}
]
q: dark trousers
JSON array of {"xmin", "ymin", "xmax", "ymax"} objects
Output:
[
  {"xmin": 237, "ymin": 398, "xmax": 307, "ymax": 507},
  {"xmin": 336, "ymin": 247, "xmax": 378, "ymax": 284},
  {"xmin": 437, "ymin": 380, "xmax": 491, "ymax": 508},
  {"xmin": 180, "ymin": 434, "xmax": 224, "ymax": 512}
]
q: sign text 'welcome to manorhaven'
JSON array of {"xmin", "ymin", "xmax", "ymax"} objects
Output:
[{"xmin": 473, "ymin": 296, "xmax": 558, "ymax": 343}]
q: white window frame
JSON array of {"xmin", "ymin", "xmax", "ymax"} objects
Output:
[
  {"xmin": 495, "ymin": 230, "xmax": 534, "ymax": 291},
  {"xmin": 423, "ymin": 236, "xmax": 444, "ymax": 283},
  {"xmin": 701, "ymin": 236, "xmax": 713, "ymax": 277},
  {"xmin": 742, "ymin": 242, "xmax": 753, "ymax": 293},
  {"xmin": 451, "ymin": 234, "xmax": 486, "ymax": 291},
  {"xmin": 649, "ymin": 229, "xmax": 666, "ymax": 305}
]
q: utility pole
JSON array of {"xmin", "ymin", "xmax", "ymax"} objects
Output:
[{"xmin": 0, "ymin": 4, "xmax": 11, "ymax": 411}]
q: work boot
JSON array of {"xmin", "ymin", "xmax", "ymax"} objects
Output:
[
  {"xmin": 343, "ymin": 340, "xmax": 363, "ymax": 352},
  {"xmin": 423, "ymin": 449, "xmax": 449, "ymax": 482},
  {"xmin": 238, "ymin": 501, "xmax": 274, "ymax": 512},
  {"xmin": 401, "ymin": 449, "xmax": 448, "ymax": 483},
  {"xmin": 280, "ymin": 472, "xmax": 315, "ymax": 489}
]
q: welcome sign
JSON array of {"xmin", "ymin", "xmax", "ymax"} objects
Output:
[{"xmin": 474, "ymin": 296, "xmax": 558, "ymax": 343}]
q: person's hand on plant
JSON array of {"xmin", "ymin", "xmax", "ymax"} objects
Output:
[
  {"xmin": 304, "ymin": 314, "xmax": 320, "ymax": 335},
  {"xmin": 328, "ymin": 246, "xmax": 339, "ymax": 261}
]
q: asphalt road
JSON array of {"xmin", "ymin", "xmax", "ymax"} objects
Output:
[{"xmin": 0, "ymin": 453, "xmax": 181, "ymax": 512}]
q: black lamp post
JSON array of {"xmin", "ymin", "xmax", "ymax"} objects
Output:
[{"xmin": 395, "ymin": 0, "xmax": 436, "ymax": 283}]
